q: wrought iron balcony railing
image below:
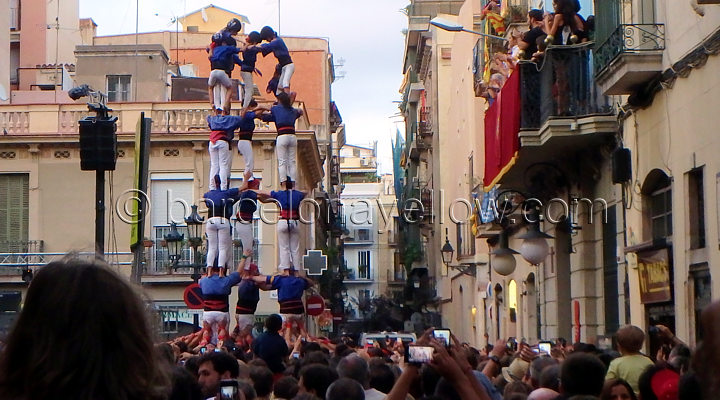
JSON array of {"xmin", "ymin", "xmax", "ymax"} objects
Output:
[
  {"xmin": 594, "ymin": 24, "xmax": 665, "ymax": 77},
  {"xmin": 520, "ymin": 43, "xmax": 613, "ymax": 130}
]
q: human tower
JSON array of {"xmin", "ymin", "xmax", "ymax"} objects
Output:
[{"xmin": 197, "ymin": 18, "xmax": 314, "ymax": 350}]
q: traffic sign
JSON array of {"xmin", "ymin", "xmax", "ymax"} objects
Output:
[
  {"xmin": 305, "ymin": 294, "xmax": 325, "ymax": 316},
  {"xmin": 303, "ymin": 250, "xmax": 327, "ymax": 276},
  {"xmin": 183, "ymin": 283, "xmax": 204, "ymax": 309}
]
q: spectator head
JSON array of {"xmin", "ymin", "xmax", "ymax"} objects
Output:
[
  {"xmin": 337, "ymin": 353, "xmax": 370, "ymax": 388},
  {"xmin": 260, "ymin": 26, "xmax": 276, "ymax": 41},
  {"xmin": 250, "ymin": 366, "xmax": 274, "ymax": 398},
  {"xmin": 197, "ymin": 352, "xmax": 240, "ymax": 397},
  {"xmin": 299, "ymin": 364, "xmax": 337, "ymax": 400},
  {"xmin": 528, "ymin": 388, "xmax": 560, "ymax": 400},
  {"xmin": 238, "ymin": 380, "xmax": 257, "ymax": 400},
  {"xmin": 155, "ymin": 342, "xmax": 176, "ymax": 365},
  {"xmin": 246, "ymin": 31, "xmax": 261, "ymax": 45},
  {"xmin": 503, "ymin": 358, "xmax": 530, "ymax": 384},
  {"xmin": 560, "ymin": 353, "xmax": 606, "ymax": 397},
  {"xmin": 435, "ymin": 376, "xmax": 461, "ymax": 400},
  {"xmin": 274, "ymin": 376, "xmax": 299, "ymax": 400},
  {"xmin": 528, "ymin": 9, "xmax": 544, "ymax": 23},
  {"xmin": 529, "ymin": 357, "xmax": 558, "ymax": 389},
  {"xmin": 678, "ymin": 372, "xmax": 702, "ymax": 400},
  {"xmin": 184, "ymin": 355, "xmax": 201, "ymax": 380},
  {"xmin": 326, "ymin": 378, "xmax": 365, "ymax": 400},
  {"xmin": 368, "ymin": 359, "xmax": 395, "ymax": 394},
  {"xmin": 0, "ymin": 258, "xmax": 169, "ymax": 400},
  {"xmin": 600, "ymin": 379, "xmax": 637, "ymax": 400},
  {"xmin": 505, "ymin": 381, "xmax": 533, "ymax": 399},
  {"xmin": 638, "ymin": 366, "xmax": 679, "ymax": 400},
  {"xmin": 237, "ymin": 360, "xmax": 250, "ymax": 380},
  {"xmin": 539, "ymin": 364, "xmax": 560, "ymax": 392},
  {"xmin": 668, "ymin": 345, "xmax": 691, "ymax": 374},
  {"xmin": 265, "ymin": 314, "xmax": 283, "ymax": 333},
  {"xmin": 597, "ymin": 350, "xmax": 620, "ymax": 370},
  {"xmin": 168, "ymin": 364, "xmax": 203, "ymax": 400},
  {"xmin": 421, "ymin": 364, "xmax": 442, "ymax": 397},
  {"xmin": 293, "ymin": 394, "xmax": 322, "ymax": 400},
  {"xmin": 694, "ymin": 301, "xmax": 720, "ymax": 398},
  {"xmin": 615, "ymin": 325, "xmax": 645, "ymax": 354}
]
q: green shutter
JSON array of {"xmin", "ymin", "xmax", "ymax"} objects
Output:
[
  {"xmin": 594, "ymin": 0, "xmax": 621, "ymax": 47},
  {"xmin": 0, "ymin": 174, "xmax": 29, "ymax": 250}
]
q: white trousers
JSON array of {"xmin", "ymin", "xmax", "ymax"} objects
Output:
[
  {"xmin": 209, "ymin": 140, "xmax": 232, "ymax": 190},
  {"xmin": 276, "ymin": 134, "xmax": 297, "ymax": 183},
  {"xmin": 277, "ymin": 220, "xmax": 300, "ymax": 270},
  {"xmin": 277, "ymin": 63, "xmax": 295, "ymax": 94},
  {"xmin": 208, "ymin": 70, "xmax": 232, "ymax": 110},
  {"xmin": 235, "ymin": 221, "xmax": 254, "ymax": 261},
  {"xmin": 237, "ymin": 139, "xmax": 254, "ymax": 178},
  {"xmin": 241, "ymin": 71, "xmax": 254, "ymax": 108},
  {"xmin": 205, "ymin": 217, "xmax": 232, "ymax": 268}
]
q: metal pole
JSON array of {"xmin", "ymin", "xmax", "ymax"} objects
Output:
[
  {"xmin": 277, "ymin": 0, "xmax": 281, "ymax": 34},
  {"xmin": 95, "ymin": 170, "xmax": 105, "ymax": 260}
]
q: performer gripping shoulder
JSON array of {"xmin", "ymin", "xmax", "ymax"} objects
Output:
[
  {"xmin": 235, "ymin": 99, "xmax": 269, "ymax": 192},
  {"xmin": 251, "ymin": 265, "xmax": 314, "ymax": 338},
  {"xmin": 238, "ymin": 31, "xmax": 263, "ymax": 111},
  {"xmin": 261, "ymin": 92, "xmax": 303, "ymax": 187},
  {"xmin": 206, "ymin": 18, "xmax": 243, "ymax": 112},
  {"xmin": 258, "ymin": 26, "xmax": 294, "ymax": 96},
  {"xmin": 252, "ymin": 185, "xmax": 305, "ymax": 272},
  {"xmin": 203, "ymin": 175, "xmax": 244, "ymax": 273},
  {"xmin": 234, "ymin": 250, "xmax": 270, "ymax": 345}
]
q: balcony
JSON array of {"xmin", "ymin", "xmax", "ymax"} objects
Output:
[
  {"xmin": 344, "ymin": 265, "xmax": 372, "ymax": 284},
  {"xmin": 387, "ymin": 267, "xmax": 406, "ymax": 286},
  {"xmin": 485, "ymin": 43, "xmax": 617, "ymax": 189},
  {"xmin": 418, "ymin": 106, "xmax": 433, "ymax": 137},
  {"xmin": 594, "ymin": 24, "xmax": 665, "ymax": 95}
]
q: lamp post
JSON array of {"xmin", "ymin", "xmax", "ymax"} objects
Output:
[
  {"xmin": 441, "ymin": 228, "xmax": 454, "ymax": 267},
  {"xmin": 429, "ymin": 16, "xmax": 508, "ymax": 41},
  {"xmin": 491, "ymin": 230, "xmax": 519, "ymax": 276},
  {"xmin": 517, "ymin": 223, "xmax": 553, "ymax": 266},
  {"xmin": 164, "ymin": 222, "xmax": 184, "ymax": 269}
]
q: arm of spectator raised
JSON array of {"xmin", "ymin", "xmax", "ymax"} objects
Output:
[
  {"xmin": 482, "ymin": 338, "xmax": 507, "ymax": 379},
  {"xmin": 385, "ymin": 364, "xmax": 419, "ymax": 400}
]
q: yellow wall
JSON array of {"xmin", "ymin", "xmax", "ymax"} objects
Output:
[{"xmin": 179, "ymin": 6, "xmax": 248, "ymax": 34}]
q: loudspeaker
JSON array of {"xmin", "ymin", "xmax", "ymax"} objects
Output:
[
  {"xmin": 0, "ymin": 291, "xmax": 21, "ymax": 313},
  {"xmin": 612, "ymin": 148, "xmax": 632, "ymax": 184},
  {"xmin": 79, "ymin": 116, "xmax": 118, "ymax": 171}
]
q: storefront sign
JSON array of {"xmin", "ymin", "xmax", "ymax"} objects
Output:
[{"xmin": 637, "ymin": 248, "xmax": 672, "ymax": 304}]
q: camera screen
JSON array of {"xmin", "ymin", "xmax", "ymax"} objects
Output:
[
  {"xmin": 433, "ymin": 329, "xmax": 450, "ymax": 347},
  {"xmin": 408, "ymin": 346, "xmax": 434, "ymax": 363},
  {"xmin": 538, "ymin": 342, "xmax": 552, "ymax": 354},
  {"xmin": 220, "ymin": 386, "xmax": 236, "ymax": 400}
]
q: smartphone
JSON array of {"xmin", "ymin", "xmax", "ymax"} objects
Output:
[
  {"xmin": 405, "ymin": 345, "xmax": 434, "ymax": 364},
  {"xmin": 538, "ymin": 341, "xmax": 552, "ymax": 355},
  {"xmin": 219, "ymin": 379, "xmax": 238, "ymax": 400},
  {"xmin": 506, "ymin": 337, "xmax": 518, "ymax": 352},
  {"xmin": 200, "ymin": 347, "xmax": 207, "ymax": 354},
  {"xmin": 433, "ymin": 329, "xmax": 451, "ymax": 348},
  {"xmin": 292, "ymin": 352, "xmax": 300, "ymax": 359},
  {"xmin": 214, "ymin": 348, "xmax": 222, "ymax": 352},
  {"xmin": 366, "ymin": 339, "xmax": 374, "ymax": 345}
]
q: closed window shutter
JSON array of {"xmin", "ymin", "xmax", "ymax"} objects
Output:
[
  {"xmin": 0, "ymin": 174, "xmax": 29, "ymax": 250},
  {"xmin": 150, "ymin": 178, "xmax": 194, "ymax": 231}
]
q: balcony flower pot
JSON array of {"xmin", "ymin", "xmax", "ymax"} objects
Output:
[{"xmin": 142, "ymin": 239, "xmax": 154, "ymax": 248}]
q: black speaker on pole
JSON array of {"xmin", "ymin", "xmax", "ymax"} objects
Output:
[
  {"xmin": 612, "ymin": 148, "xmax": 632, "ymax": 184},
  {"xmin": 79, "ymin": 116, "xmax": 118, "ymax": 171}
]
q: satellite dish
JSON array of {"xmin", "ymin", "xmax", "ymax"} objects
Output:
[{"xmin": 0, "ymin": 84, "xmax": 8, "ymax": 102}]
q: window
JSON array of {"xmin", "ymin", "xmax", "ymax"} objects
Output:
[
  {"xmin": 10, "ymin": 0, "xmax": 19, "ymax": 31},
  {"xmin": 150, "ymin": 174, "xmax": 193, "ymax": 273},
  {"xmin": 0, "ymin": 174, "xmax": 29, "ymax": 249},
  {"xmin": 356, "ymin": 228, "xmax": 370, "ymax": 241},
  {"xmin": 690, "ymin": 264, "xmax": 711, "ymax": 343},
  {"xmin": 358, "ymin": 250, "xmax": 371, "ymax": 279},
  {"xmin": 358, "ymin": 289, "xmax": 371, "ymax": 304},
  {"xmin": 688, "ymin": 168, "xmax": 705, "ymax": 249},
  {"xmin": 650, "ymin": 186, "xmax": 672, "ymax": 239},
  {"xmin": 107, "ymin": 75, "xmax": 131, "ymax": 102},
  {"xmin": 457, "ymin": 222, "xmax": 475, "ymax": 258}
]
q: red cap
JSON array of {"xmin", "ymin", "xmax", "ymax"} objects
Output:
[{"xmin": 651, "ymin": 369, "xmax": 679, "ymax": 400}]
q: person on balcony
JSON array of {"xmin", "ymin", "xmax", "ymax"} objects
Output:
[
  {"xmin": 519, "ymin": 9, "xmax": 547, "ymax": 60},
  {"xmin": 479, "ymin": 0, "xmax": 506, "ymax": 36},
  {"xmin": 544, "ymin": 0, "xmax": 587, "ymax": 46},
  {"xmin": 198, "ymin": 247, "xmax": 245, "ymax": 350},
  {"xmin": 253, "ymin": 185, "xmax": 306, "ymax": 271},
  {"xmin": 259, "ymin": 26, "xmax": 295, "ymax": 96},
  {"xmin": 261, "ymin": 92, "xmax": 304, "ymax": 187}
]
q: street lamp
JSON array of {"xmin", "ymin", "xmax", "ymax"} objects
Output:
[
  {"xmin": 184, "ymin": 204, "xmax": 205, "ymax": 282},
  {"xmin": 441, "ymin": 228, "xmax": 454, "ymax": 266},
  {"xmin": 430, "ymin": 17, "xmax": 508, "ymax": 41},
  {"xmin": 164, "ymin": 222, "xmax": 184, "ymax": 269},
  {"xmin": 517, "ymin": 223, "xmax": 553, "ymax": 266},
  {"xmin": 491, "ymin": 230, "xmax": 519, "ymax": 276}
]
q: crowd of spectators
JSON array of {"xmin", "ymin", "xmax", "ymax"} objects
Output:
[{"xmin": 1, "ymin": 258, "xmax": 719, "ymax": 400}]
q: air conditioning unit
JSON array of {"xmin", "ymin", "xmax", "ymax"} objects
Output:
[{"xmin": 360, "ymin": 158, "xmax": 369, "ymax": 167}]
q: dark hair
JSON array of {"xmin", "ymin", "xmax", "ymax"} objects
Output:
[
  {"xmin": 678, "ymin": 372, "xmax": 702, "ymax": 400},
  {"xmin": 249, "ymin": 99, "xmax": 258, "ymax": 108},
  {"xmin": 260, "ymin": 26, "xmax": 276, "ymax": 41},
  {"xmin": 554, "ymin": 0, "xmax": 582, "ymax": 32},
  {"xmin": 226, "ymin": 18, "xmax": 243, "ymax": 33},
  {"xmin": 274, "ymin": 376, "xmax": 299, "ymax": 399},
  {"xmin": 169, "ymin": 366, "xmax": 203, "ymax": 400},
  {"xmin": 528, "ymin": 9, "xmax": 544, "ymax": 21},
  {"xmin": 369, "ymin": 361, "xmax": 395, "ymax": 394},
  {"xmin": 198, "ymin": 351, "xmax": 240, "ymax": 378},
  {"xmin": 247, "ymin": 31, "xmax": 261, "ymax": 44},
  {"xmin": 529, "ymin": 356, "xmax": 558, "ymax": 384},
  {"xmin": 539, "ymin": 364, "xmax": 560, "ymax": 391},
  {"xmin": 277, "ymin": 91, "xmax": 292, "ymax": 108},
  {"xmin": 266, "ymin": 314, "xmax": 283, "ymax": 332},
  {"xmin": 337, "ymin": 354, "xmax": 369, "ymax": 387},
  {"xmin": 504, "ymin": 381, "xmax": 532, "ymax": 397},
  {"xmin": 601, "ymin": 379, "xmax": 637, "ymax": 400},
  {"xmin": 250, "ymin": 366, "xmax": 275, "ymax": 397},
  {"xmin": 184, "ymin": 355, "xmax": 201, "ymax": 379},
  {"xmin": 327, "ymin": 378, "xmax": 365, "ymax": 400},
  {"xmin": 299, "ymin": 364, "xmax": 338, "ymax": 400},
  {"xmin": 238, "ymin": 380, "xmax": 257, "ymax": 400},
  {"xmin": 0, "ymin": 258, "xmax": 169, "ymax": 400},
  {"xmin": 421, "ymin": 364, "xmax": 442, "ymax": 397},
  {"xmin": 560, "ymin": 353, "xmax": 606, "ymax": 396},
  {"xmin": 156, "ymin": 343, "xmax": 176, "ymax": 365},
  {"xmin": 435, "ymin": 377, "xmax": 461, "ymax": 400}
]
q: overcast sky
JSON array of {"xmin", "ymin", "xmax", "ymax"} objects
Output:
[{"xmin": 79, "ymin": 0, "xmax": 410, "ymax": 174}]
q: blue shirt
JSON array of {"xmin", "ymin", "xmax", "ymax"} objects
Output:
[
  {"xmin": 210, "ymin": 45, "xmax": 242, "ymax": 74},
  {"xmin": 260, "ymin": 37, "xmax": 292, "ymax": 66},
  {"xmin": 262, "ymin": 105, "xmax": 301, "ymax": 131},
  {"xmin": 270, "ymin": 190, "xmax": 305, "ymax": 212},
  {"xmin": 199, "ymin": 272, "xmax": 242, "ymax": 297},
  {"xmin": 267, "ymin": 274, "xmax": 310, "ymax": 302},
  {"xmin": 252, "ymin": 332, "xmax": 289, "ymax": 373},
  {"xmin": 237, "ymin": 279, "xmax": 260, "ymax": 305},
  {"xmin": 204, "ymin": 188, "xmax": 242, "ymax": 218},
  {"xmin": 236, "ymin": 191, "xmax": 258, "ymax": 219},
  {"xmin": 241, "ymin": 46, "xmax": 261, "ymax": 72},
  {"xmin": 207, "ymin": 115, "xmax": 245, "ymax": 141},
  {"xmin": 237, "ymin": 111, "xmax": 256, "ymax": 135}
]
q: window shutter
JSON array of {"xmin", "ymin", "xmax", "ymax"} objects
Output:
[{"xmin": 0, "ymin": 174, "xmax": 29, "ymax": 249}]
